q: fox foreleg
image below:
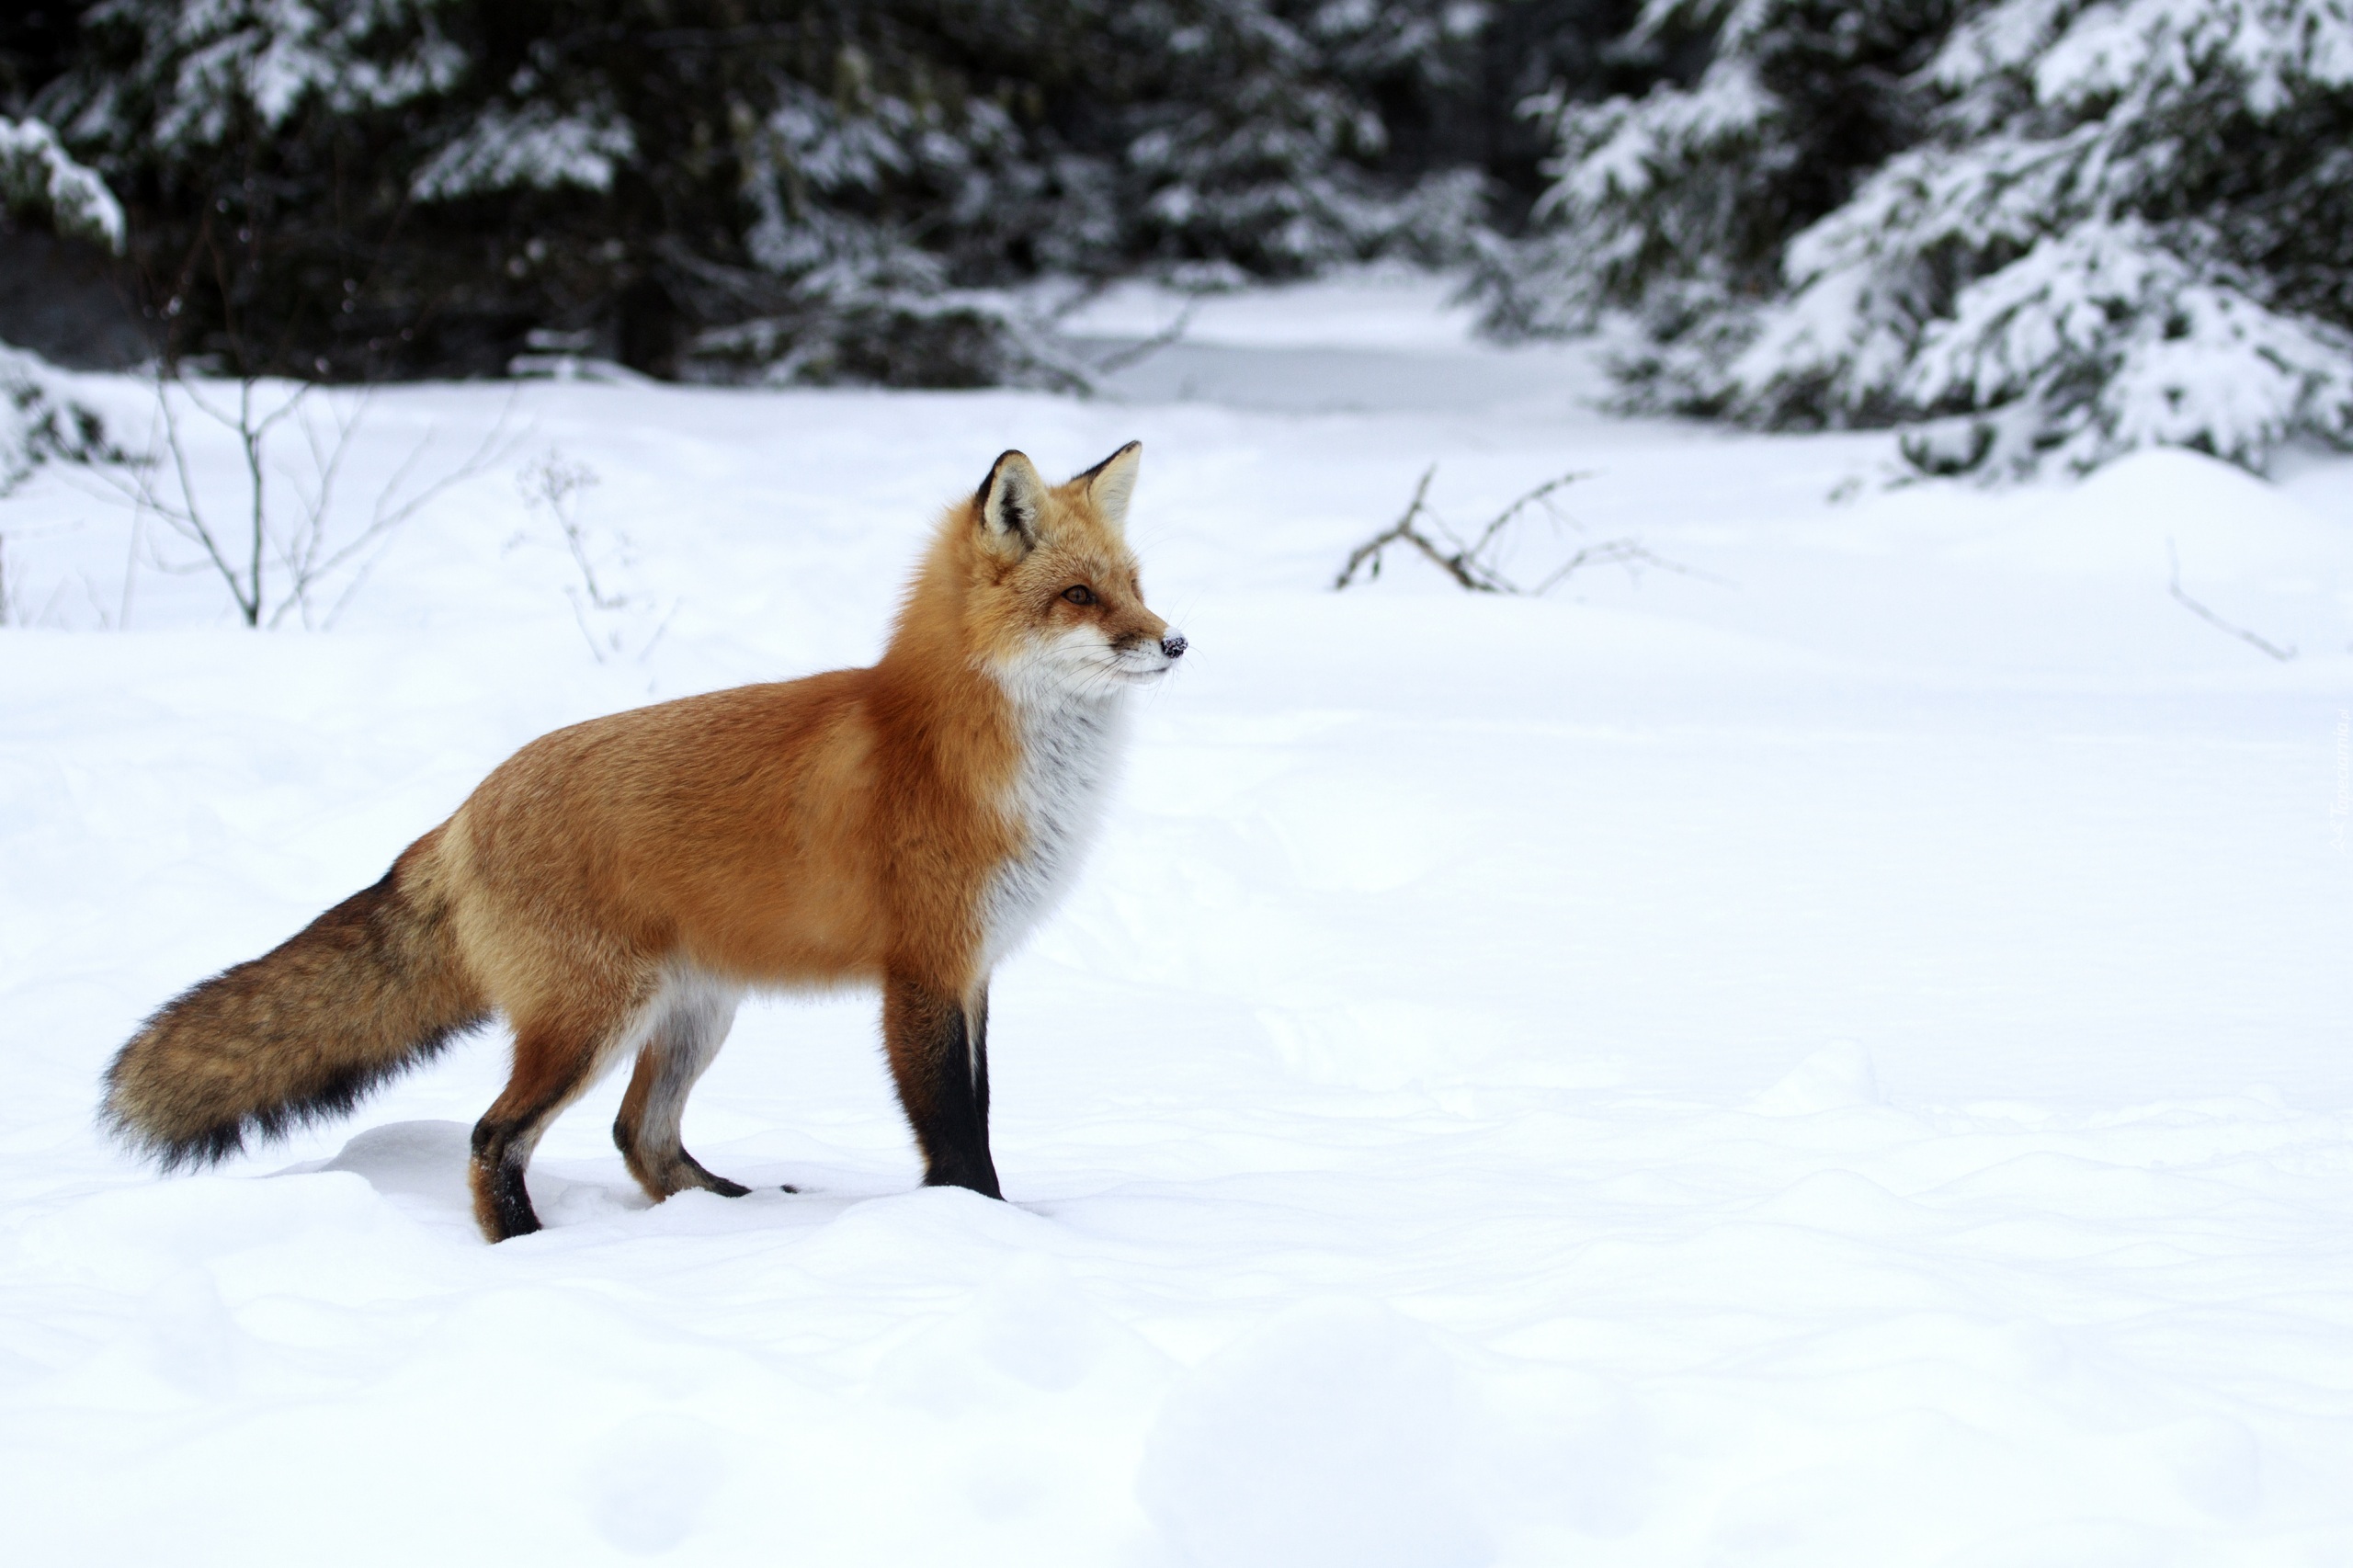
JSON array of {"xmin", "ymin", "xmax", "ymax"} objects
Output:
[{"xmin": 883, "ymin": 974, "xmax": 1001, "ymax": 1199}]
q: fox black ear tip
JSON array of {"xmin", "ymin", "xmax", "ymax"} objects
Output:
[
  {"xmin": 977, "ymin": 450, "xmax": 1039, "ymax": 509},
  {"xmin": 1080, "ymin": 441, "xmax": 1142, "ymax": 483}
]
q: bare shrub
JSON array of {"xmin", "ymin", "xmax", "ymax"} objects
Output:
[
  {"xmin": 513, "ymin": 448, "xmax": 675, "ymax": 664},
  {"xmin": 89, "ymin": 374, "xmax": 515, "ymax": 628}
]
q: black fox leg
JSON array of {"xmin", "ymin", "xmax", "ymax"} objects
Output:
[
  {"xmin": 971, "ymin": 989, "xmax": 992, "ymax": 1131},
  {"xmin": 614, "ymin": 983, "xmax": 769, "ymax": 1200},
  {"xmin": 882, "ymin": 973, "xmax": 1001, "ymax": 1199},
  {"xmin": 470, "ymin": 1111, "xmax": 553, "ymax": 1243}
]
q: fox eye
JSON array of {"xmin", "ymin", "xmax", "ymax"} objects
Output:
[{"xmin": 1063, "ymin": 585, "xmax": 1096, "ymax": 606}]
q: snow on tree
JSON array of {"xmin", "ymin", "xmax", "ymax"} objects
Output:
[
  {"xmin": 68, "ymin": 0, "xmax": 460, "ymax": 148},
  {"xmin": 43, "ymin": 0, "xmax": 472, "ymax": 374},
  {"xmin": 1116, "ymin": 0, "xmax": 1488, "ymax": 275},
  {"xmin": 2, "ymin": 114, "xmax": 125, "ymax": 251},
  {"xmin": 409, "ymin": 103, "xmax": 637, "ymax": 202},
  {"xmin": 29, "ymin": 0, "xmax": 1510, "ymax": 386},
  {"xmin": 1, "ymin": 116, "xmax": 122, "ymax": 496},
  {"xmin": 1490, "ymin": 0, "xmax": 2353, "ymax": 478},
  {"xmin": 0, "ymin": 338, "xmax": 114, "ymax": 500}
]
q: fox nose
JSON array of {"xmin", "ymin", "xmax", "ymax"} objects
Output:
[{"xmin": 1160, "ymin": 631, "xmax": 1188, "ymax": 660}]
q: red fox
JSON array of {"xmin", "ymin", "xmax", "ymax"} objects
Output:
[{"xmin": 102, "ymin": 443, "xmax": 1183, "ymax": 1242}]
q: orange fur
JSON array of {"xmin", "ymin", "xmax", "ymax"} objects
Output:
[{"xmin": 103, "ymin": 443, "xmax": 1182, "ymax": 1242}]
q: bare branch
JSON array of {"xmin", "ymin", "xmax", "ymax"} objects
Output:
[
  {"xmin": 1334, "ymin": 465, "xmax": 1444, "ymax": 590},
  {"xmin": 155, "ymin": 378, "xmax": 256, "ymax": 622},
  {"xmin": 1336, "ymin": 466, "xmax": 1708, "ymax": 598},
  {"xmin": 2168, "ymin": 540, "xmax": 2295, "ymax": 662},
  {"xmin": 358, "ymin": 393, "xmax": 525, "ymax": 544},
  {"xmin": 319, "ymin": 551, "xmax": 386, "ymax": 631},
  {"xmin": 293, "ymin": 393, "xmax": 522, "ymax": 629},
  {"xmin": 241, "ymin": 380, "xmax": 271, "ymax": 626},
  {"xmin": 283, "ymin": 389, "xmax": 367, "ymax": 599},
  {"xmin": 1529, "ymin": 540, "xmax": 1703, "ymax": 595},
  {"xmin": 515, "ymin": 443, "xmax": 677, "ymax": 663},
  {"xmin": 1463, "ymin": 471, "xmax": 1590, "ymax": 561},
  {"xmin": 81, "ymin": 370, "xmax": 526, "ymax": 631}
]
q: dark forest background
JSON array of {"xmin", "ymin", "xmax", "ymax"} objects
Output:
[
  {"xmin": 0, "ymin": 1, "xmax": 1652, "ymax": 385},
  {"xmin": 9, "ymin": 2, "xmax": 2343, "ymax": 480}
]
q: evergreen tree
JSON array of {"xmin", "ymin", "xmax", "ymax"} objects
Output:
[
  {"xmin": 1, "ymin": 107, "xmax": 119, "ymax": 491},
  {"xmin": 3, "ymin": 111, "xmax": 119, "ymax": 249},
  {"xmin": 1113, "ymin": 0, "xmax": 1486, "ymax": 275},
  {"xmin": 27, "ymin": 0, "xmax": 1521, "ymax": 385},
  {"xmin": 1490, "ymin": 0, "xmax": 2353, "ymax": 478}
]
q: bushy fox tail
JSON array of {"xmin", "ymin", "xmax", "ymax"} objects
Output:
[{"xmin": 103, "ymin": 831, "xmax": 489, "ymax": 1169}]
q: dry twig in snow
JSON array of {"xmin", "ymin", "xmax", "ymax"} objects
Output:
[
  {"xmin": 2167, "ymin": 540, "xmax": 2294, "ymax": 662},
  {"xmin": 1335, "ymin": 465, "xmax": 1697, "ymax": 596}
]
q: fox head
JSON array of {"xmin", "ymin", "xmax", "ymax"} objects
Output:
[{"xmin": 953, "ymin": 442, "xmax": 1186, "ymax": 699}]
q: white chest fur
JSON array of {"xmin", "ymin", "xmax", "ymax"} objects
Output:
[{"xmin": 981, "ymin": 680, "xmax": 1131, "ymax": 966}]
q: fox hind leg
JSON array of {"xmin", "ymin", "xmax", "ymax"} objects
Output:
[
  {"xmin": 614, "ymin": 976, "xmax": 778, "ymax": 1201},
  {"xmin": 471, "ymin": 984, "xmax": 656, "ymax": 1243}
]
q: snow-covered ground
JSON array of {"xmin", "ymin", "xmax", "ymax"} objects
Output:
[{"xmin": 4, "ymin": 269, "xmax": 2350, "ymax": 1564}]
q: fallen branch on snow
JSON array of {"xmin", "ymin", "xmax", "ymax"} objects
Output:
[
  {"xmin": 1333, "ymin": 465, "xmax": 1699, "ymax": 596},
  {"xmin": 2167, "ymin": 539, "xmax": 2294, "ymax": 662}
]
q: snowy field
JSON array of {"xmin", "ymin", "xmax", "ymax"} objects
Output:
[{"xmin": 4, "ymin": 270, "xmax": 2351, "ymax": 1564}]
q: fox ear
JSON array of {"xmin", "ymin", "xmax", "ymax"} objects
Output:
[
  {"xmin": 975, "ymin": 450, "xmax": 1048, "ymax": 558},
  {"xmin": 1075, "ymin": 440, "xmax": 1142, "ymax": 532}
]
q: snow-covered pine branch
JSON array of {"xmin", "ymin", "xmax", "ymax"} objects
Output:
[
  {"xmin": 71, "ymin": 0, "xmax": 461, "ymax": 150},
  {"xmin": 41, "ymin": 0, "xmax": 1507, "ymax": 386},
  {"xmin": 1, "ymin": 119, "xmax": 126, "ymax": 496},
  {"xmin": 0, "ymin": 346, "xmax": 119, "ymax": 501},
  {"xmin": 1487, "ymin": 0, "xmax": 2353, "ymax": 479},
  {"xmin": 0, "ymin": 115, "xmax": 125, "ymax": 252}
]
